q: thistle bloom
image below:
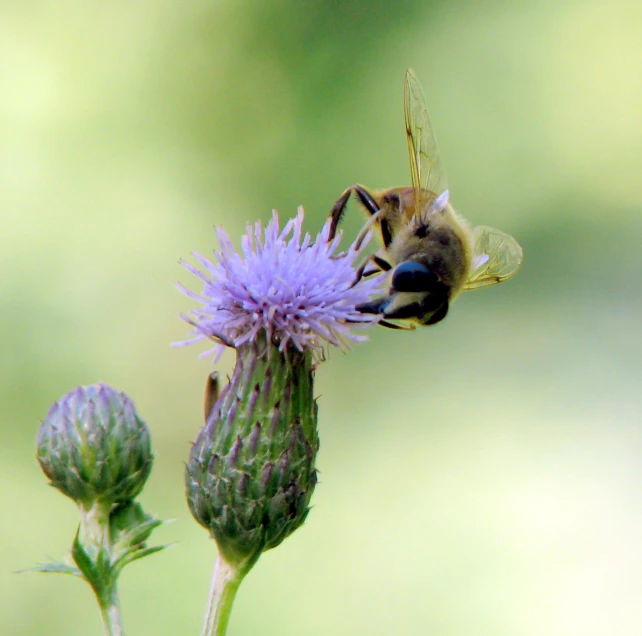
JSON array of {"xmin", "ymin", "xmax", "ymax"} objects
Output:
[
  {"xmin": 176, "ymin": 207, "xmax": 384, "ymax": 359},
  {"xmin": 178, "ymin": 208, "xmax": 384, "ymax": 636}
]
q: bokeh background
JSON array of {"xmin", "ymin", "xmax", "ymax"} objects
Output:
[{"xmin": 3, "ymin": 0, "xmax": 642, "ymax": 634}]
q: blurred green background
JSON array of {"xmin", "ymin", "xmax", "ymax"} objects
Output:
[{"xmin": 3, "ymin": 0, "xmax": 642, "ymax": 634}]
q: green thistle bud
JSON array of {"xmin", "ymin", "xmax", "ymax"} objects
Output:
[
  {"xmin": 37, "ymin": 383, "xmax": 153, "ymax": 508},
  {"xmin": 186, "ymin": 338, "xmax": 319, "ymax": 568}
]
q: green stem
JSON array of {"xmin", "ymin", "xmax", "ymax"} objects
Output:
[
  {"xmin": 98, "ymin": 583, "xmax": 125, "ymax": 636},
  {"xmin": 201, "ymin": 553, "xmax": 245, "ymax": 636},
  {"xmin": 79, "ymin": 501, "xmax": 110, "ymax": 546},
  {"xmin": 78, "ymin": 502, "xmax": 126, "ymax": 636}
]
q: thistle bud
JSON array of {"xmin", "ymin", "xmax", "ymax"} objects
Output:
[
  {"xmin": 186, "ymin": 339, "xmax": 318, "ymax": 567},
  {"xmin": 37, "ymin": 383, "xmax": 153, "ymax": 508}
]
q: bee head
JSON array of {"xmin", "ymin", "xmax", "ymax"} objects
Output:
[
  {"xmin": 390, "ymin": 261, "xmax": 450, "ymax": 325},
  {"xmin": 354, "ymin": 261, "xmax": 450, "ymax": 326}
]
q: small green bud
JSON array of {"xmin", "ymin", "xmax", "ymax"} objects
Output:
[
  {"xmin": 186, "ymin": 339, "xmax": 319, "ymax": 568},
  {"xmin": 37, "ymin": 383, "xmax": 153, "ymax": 508}
]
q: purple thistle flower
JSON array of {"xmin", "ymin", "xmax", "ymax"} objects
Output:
[{"xmin": 176, "ymin": 207, "xmax": 384, "ymax": 360}]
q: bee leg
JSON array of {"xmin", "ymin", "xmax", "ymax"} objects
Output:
[
  {"xmin": 356, "ymin": 295, "xmax": 415, "ymax": 330},
  {"xmin": 204, "ymin": 371, "xmax": 220, "ymax": 423},
  {"xmin": 372, "ymin": 255, "xmax": 392, "ymax": 271},
  {"xmin": 361, "ymin": 265, "xmax": 381, "ymax": 277},
  {"xmin": 328, "ymin": 188, "xmax": 352, "ymax": 241},
  {"xmin": 382, "ymin": 303, "xmax": 423, "ymax": 321},
  {"xmin": 351, "ymin": 255, "xmax": 378, "ymax": 286},
  {"xmin": 328, "ymin": 184, "xmax": 380, "ymax": 241},
  {"xmin": 351, "ymin": 252, "xmax": 392, "ymax": 287},
  {"xmin": 353, "ymin": 185, "xmax": 380, "ymax": 216},
  {"xmin": 355, "ymin": 296, "xmax": 388, "ymax": 315},
  {"xmin": 378, "ymin": 319, "xmax": 415, "ymax": 330},
  {"xmin": 383, "ymin": 293, "xmax": 450, "ymax": 327}
]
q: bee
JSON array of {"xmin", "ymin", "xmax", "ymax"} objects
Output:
[{"xmin": 328, "ymin": 69, "xmax": 523, "ymax": 329}]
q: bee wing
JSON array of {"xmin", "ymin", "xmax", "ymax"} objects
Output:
[
  {"xmin": 463, "ymin": 225, "xmax": 523, "ymax": 290},
  {"xmin": 404, "ymin": 68, "xmax": 448, "ymax": 211}
]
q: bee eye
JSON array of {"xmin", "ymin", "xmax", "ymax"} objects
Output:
[{"xmin": 391, "ymin": 262, "xmax": 439, "ymax": 292}]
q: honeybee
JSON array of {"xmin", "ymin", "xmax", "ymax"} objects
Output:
[{"xmin": 328, "ymin": 69, "xmax": 523, "ymax": 329}]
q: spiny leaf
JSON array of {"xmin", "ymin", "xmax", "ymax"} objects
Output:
[{"xmin": 17, "ymin": 562, "xmax": 83, "ymax": 578}]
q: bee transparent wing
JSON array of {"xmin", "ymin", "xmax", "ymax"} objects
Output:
[
  {"xmin": 404, "ymin": 68, "xmax": 448, "ymax": 210},
  {"xmin": 463, "ymin": 225, "xmax": 523, "ymax": 290}
]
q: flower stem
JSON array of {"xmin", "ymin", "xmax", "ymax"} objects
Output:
[
  {"xmin": 202, "ymin": 553, "xmax": 245, "ymax": 636},
  {"xmin": 98, "ymin": 584, "xmax": 125, "ymax": 636},
  {"xmin": 78, "ymin": 502, "xmax": 126, "ymax": 635}
]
